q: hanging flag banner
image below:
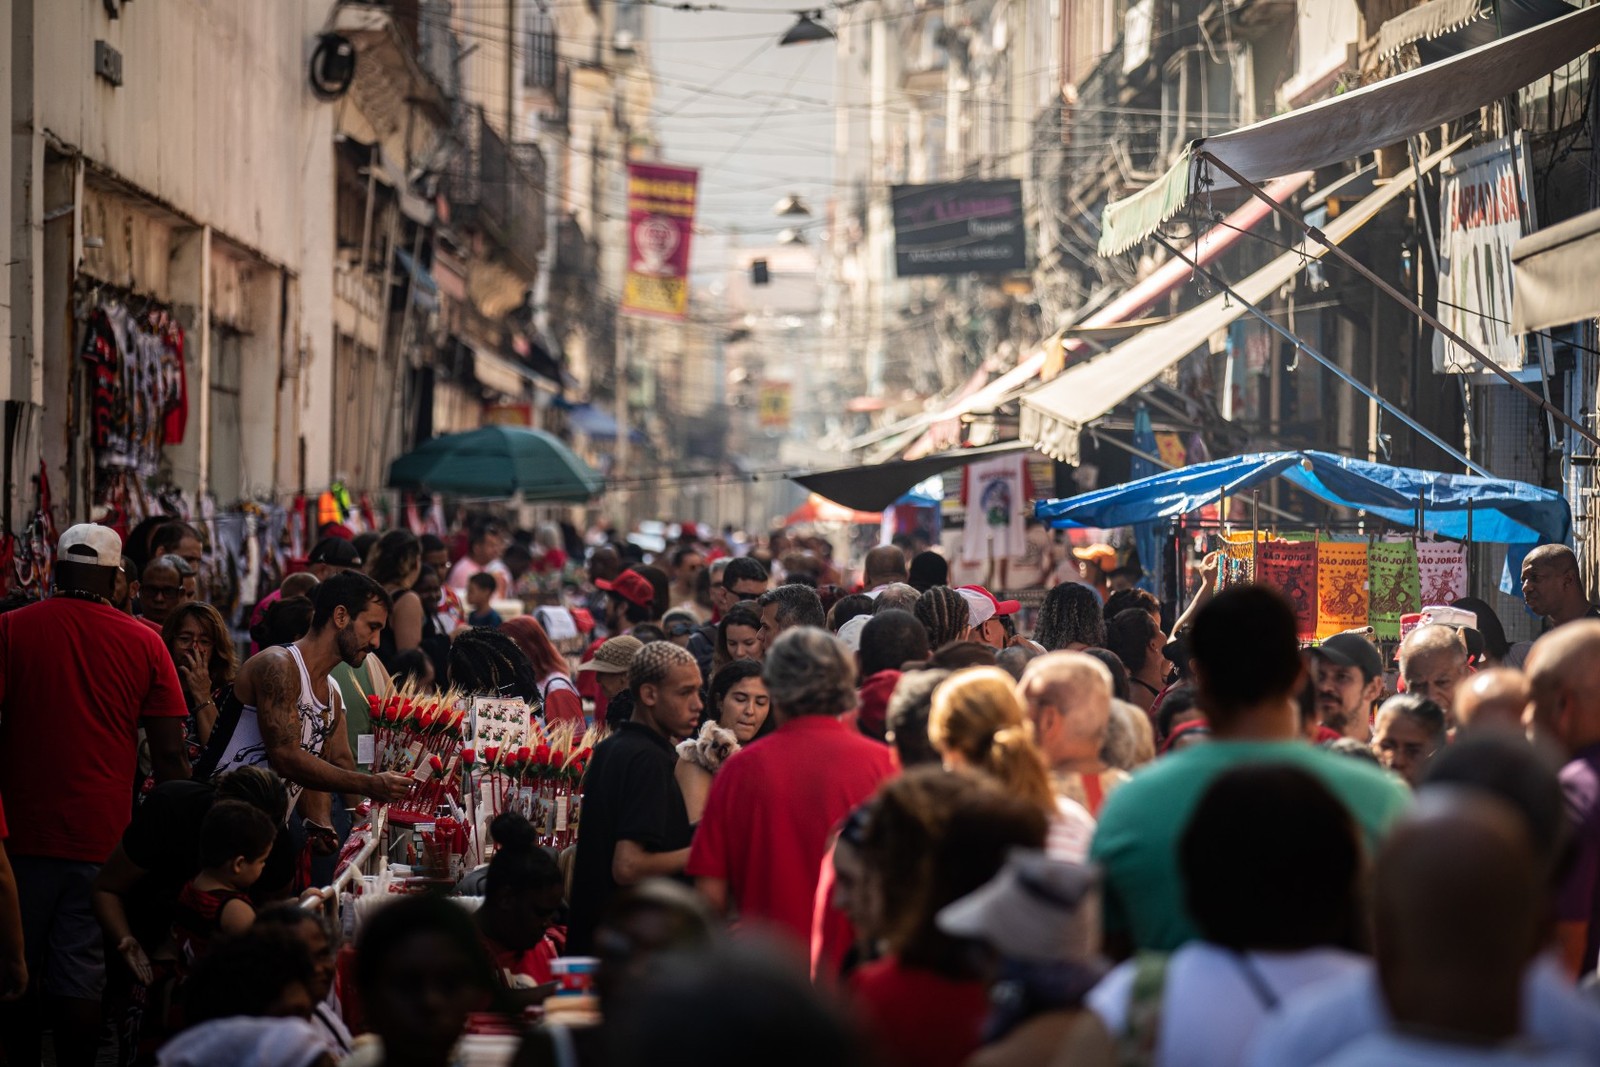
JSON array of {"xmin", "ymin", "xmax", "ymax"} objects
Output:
[
  {"xmin": 890, "ymin": 180, "xmax": 1028, "ymax": 277},
  {"xmin": 1433, "ymin": 135, "xmax": 1535, "ymax": 373},
  {"xmin": 757, "ymin": 381, "xmax": 792, "ymax": 429},
  {"xmin": 623, "ymin": 162, "xmax": 699, "ymax": 320}
]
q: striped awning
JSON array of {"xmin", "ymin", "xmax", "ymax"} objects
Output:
[{"xmin": 1375, "ymin": 0, "xmax": 1490, "ymax": 59}]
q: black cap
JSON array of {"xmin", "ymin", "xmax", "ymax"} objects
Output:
[
  {"xmin": 1311, "ymin": 633, "xmax": 1384, "ymax": 681},
  {"xmin": 308, "ymin": 536, "xmax": 362, "ymax": 568}
]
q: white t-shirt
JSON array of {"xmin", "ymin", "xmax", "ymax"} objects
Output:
[
  {"xmin": 1244, "ymin": 955, "xmax": 1600, "ymax": 1067},
  {"xmin": 1047, "ymin": 795, "xmax": 1096, "ymax": 863},
  {"xmin": 1088, "ymin": 942, "xmax": 1368, "ymax": 1067},
  {"xmin": 1309, "ymin": 1032, "xmax": 1590, "ymax": 1067}
]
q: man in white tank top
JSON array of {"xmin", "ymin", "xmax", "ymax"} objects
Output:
[{"xmin": 206, "ymin": 572, "xmax": 412, "ymax": 826}]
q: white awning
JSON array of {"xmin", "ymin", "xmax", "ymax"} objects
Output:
[
  {"xmin": 1374, "ymin": 0, "xmax": 1488, "ymax": 59},
  {"xmin": 856, "ymin": 172, "xmax": 1311, "ymax": 462},
  {"xmin": 1100, "ymin": 2, "xmax": 1600, "ymax": 254},
  {"xmin": 1512, "ymin": 206, "xmax": 1600, "ymax": 334},
  {"xmin": 1023, "ymin": 139, "xmax": 1459, "ymax": 464}
]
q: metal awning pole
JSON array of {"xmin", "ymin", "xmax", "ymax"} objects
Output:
[
  {"xmin": 1196, "ymin": 150, "xmax": 1600, "ymax": 451},
  {"xmin": 1151, "ymin": 234, "xmax": 1494, "ymax": 477},
  {"xmin": 1086, "ymin": 428, "xmax": 1305, "ymax": 523}
]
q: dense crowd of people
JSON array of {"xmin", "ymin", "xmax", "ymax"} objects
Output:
[{"xmin": 3, "ymin": 513, "xmax": 1600, "ymax": 1067}]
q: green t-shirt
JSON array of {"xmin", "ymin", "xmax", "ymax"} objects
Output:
[
  {"xmin": 1089, "ymin": 740, "xmax": 1411, "ymax": 953},
  {"xmin": 330, "ymin": 658, "xmax": 390, "ymax": 769}
]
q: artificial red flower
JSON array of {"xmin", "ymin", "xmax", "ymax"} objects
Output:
[{"xmin": 462, "ymin": 748, "xmax": 477, "ymax": 766}]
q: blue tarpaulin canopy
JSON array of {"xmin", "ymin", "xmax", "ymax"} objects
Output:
[{"xmin": 1034, "ymin": 451, "xmax": 1570, "ymax": 546}]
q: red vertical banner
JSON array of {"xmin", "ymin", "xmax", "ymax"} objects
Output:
[{"xmin": 622, "ymin": 162, "xmax": 699, "ymax": 320}]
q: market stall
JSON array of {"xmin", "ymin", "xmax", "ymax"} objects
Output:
[
  {"xmin": 1034, "ymin": 450, "xmax": 1570, "ymax": 640},
  {"xmin": 309, "ymin": 688, "xmax": 595, "ymax": 935}
]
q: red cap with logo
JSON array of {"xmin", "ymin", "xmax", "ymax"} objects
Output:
[{"xmin": 596, "ymin": 569, "xmax": 655, "ymax": 609}]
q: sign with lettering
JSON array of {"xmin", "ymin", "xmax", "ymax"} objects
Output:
[
  {"xmin": 1433, "ymin": 136, "xmax": 1535, "ymax": 373},
  {"xmin": 890, "ymin": 180, "xmax": 1028, "ymax": 276}
]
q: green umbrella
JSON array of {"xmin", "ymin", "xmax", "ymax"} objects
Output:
[{"xmin": 387, "ymin": 426, "xmax": 605, "ymax": 501}]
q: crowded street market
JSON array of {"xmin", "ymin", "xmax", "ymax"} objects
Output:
[{"xmin": 13, "ymin": 0, "xmax": 1600, "ymax": 1065}]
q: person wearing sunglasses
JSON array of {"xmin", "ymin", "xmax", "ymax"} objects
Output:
[{"xmin": 662, "ymin": 611, "xmax": 699, "ymax": 650}]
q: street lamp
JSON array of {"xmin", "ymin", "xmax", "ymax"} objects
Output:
[
  {"xmin": 780, "ymin": 10, "xmax": 835, "ymax": 45},
  {"xmin": 777, "ymin": 228, "xmax": 807, "ymax": 245},
  {"xmin": 773, "ymin": 193, "xmax": 813, "ymax": 217}
]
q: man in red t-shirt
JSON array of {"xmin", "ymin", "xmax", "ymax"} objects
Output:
[
  {"xmin": 0, "ymin": 794, "xmax": 24, "ymax": 1002},
  {"xmin": 0, "ymin": 525, "xmax": 191, "ymax": 1067},
  {"xmin": 688, "ymin": 627, "xmax": 896, "ymax": 966}
]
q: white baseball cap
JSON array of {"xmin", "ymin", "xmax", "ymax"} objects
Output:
[
  {"xmin": 58, "ymin": 523, "xmax": 123, "ymax": 569},
  {"xmin": 836, "ymin": 613, "xmax": 870, "ymax": 652},
  {"xmin": 956, "ymin": 587, "xmax": 997, "ymax": 628}
]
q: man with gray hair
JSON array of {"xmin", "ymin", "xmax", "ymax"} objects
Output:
[
  {"xmin": 688, "ymin": 627, "xmax": 896, "ymax": 969},
  {"xmin": 1020, "ymin": 651, "xmax": 1129, "ymax": 818},
  {"xmin": 569, "ymin": 641, "xmax": 702, "ymax": 953},
  {"xmin": 1398, "ymin": 624, "xmax": 1470, "ymax": 723},
  {"xmin": 872, "ymin": 582, "xmax": 921, "ymax": 615},
  {"xmin": 756, "ymin": 583, "xmax": 827, "ymax": 652}
]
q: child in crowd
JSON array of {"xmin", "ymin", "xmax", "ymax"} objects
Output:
[
  {"xmin": 465, "ymin": 572, "xmax": 504, "ymax": 630},
  {"xmin": 172, "ymin": 800, "xmax": 277, "ymax": 966}
]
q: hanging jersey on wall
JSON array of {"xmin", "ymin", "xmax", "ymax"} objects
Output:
[{"xmin": 960, "ymin": 454, "xmax": 1032, "ymax": 564}]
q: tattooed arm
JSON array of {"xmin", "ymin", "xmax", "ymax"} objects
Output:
[{"xmin": 252, "ymin": 654, "xmax": 410, "ymax": 801}]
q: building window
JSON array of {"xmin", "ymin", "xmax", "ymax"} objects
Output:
[
  {"xmin": 526, "ymin": 8, "xmax": 557, "ymax": 89},
  {"xmin": 209, "ymin": 326, "xmax": 244, "ymax": 503}
]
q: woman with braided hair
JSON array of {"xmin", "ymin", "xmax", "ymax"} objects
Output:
[
  {"xmin": 447, "ymin": 627, "xmax": 543, "ymax": 712},
  {"xmin": 928, "ymin": 667, "xmax": 1095, "ymax": 863},
  {"xmin": 914, "ymin": 586, "xmax": 971, "ymax": 649}
]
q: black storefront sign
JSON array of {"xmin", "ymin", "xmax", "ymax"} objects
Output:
[{"xmin": 890, "ymin": 179, "xmax": 1028, "ymax": 277}]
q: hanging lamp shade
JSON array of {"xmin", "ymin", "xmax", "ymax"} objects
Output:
[
  {"xmin": 773, "ymin": 194, "xmax": 813, "ymax": 217},
  {"xmin": 780, "ymin": 11, "xmax": 835, "ymax": 45}
]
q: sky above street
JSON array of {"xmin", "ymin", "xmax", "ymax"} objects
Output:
[{"xmin": 646, "ymin": 3, "xmax": 837, "ymax": 278}]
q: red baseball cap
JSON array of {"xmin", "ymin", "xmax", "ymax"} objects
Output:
[
  {"xmin": 959, "ymin": 585, "xmax": 1021, "ymax": 616},
  {"xmin": 596, "ymin": 569, "xmax": 655, "ymax": 610}
]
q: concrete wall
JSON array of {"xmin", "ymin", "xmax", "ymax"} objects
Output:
[
  {"xmin": 38, "ymin": 1, "xmax": 315, "ymax": 269},
  {"xmin": 8, "ymin": 0, "xmax": 341, "ymax": 511}
]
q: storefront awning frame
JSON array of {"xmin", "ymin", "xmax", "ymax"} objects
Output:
[
  {"xmin": 1094, "ymin": 2, "xmax": 1600, "ymax": 449},
  {"xmin": 1511, "ymin": 205, "xmax": 1600, "ymax": 335},
  {"xmin": 1020, "ymin": 139, "xmax": 1473, "ymax": 469},
  {"xmin": 1100, "ymin": 4, "xmax": 1600, "ymax": 254}
]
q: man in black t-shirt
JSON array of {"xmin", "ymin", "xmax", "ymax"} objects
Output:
[{"xmin": 568, "ymin": 643, "xmax": 703, "ymax": 953}]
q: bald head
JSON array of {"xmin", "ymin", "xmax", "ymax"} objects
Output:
[
  {"xmin": 1524, "ymin": 543, "xmax": 1579, "ymax": 575},
  {"xmin": 862, "ymin": 546, "xmax": 908, "ymax": 588},
  {"xmin": 1374, "ymin": 792, "xmax": 1544, "ymax": 1040},
  {"xmin": 1522, "ymin": 544, "xmax": 1590, "ymax": 625},
  {"xmin": 1526, "ymin": 620, "xmax": 1600, "ymax": 754},
  {"xmin": 1453, "ymin": 668, "xmax": 1530, "ymax": 735},
  {"xmin": 1398, "ymin": 625, "xmax": 1469, "ymax": 716}
]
